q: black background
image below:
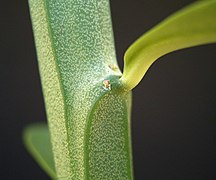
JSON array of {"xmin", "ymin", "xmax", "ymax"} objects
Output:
[{"xmin": 1, "ymin": 0, "xmax": 216, "ymax": 179}]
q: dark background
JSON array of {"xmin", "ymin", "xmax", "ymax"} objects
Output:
[{"xmin": 1, "ymin": 0, "xmax": 216, "ymax": 179}]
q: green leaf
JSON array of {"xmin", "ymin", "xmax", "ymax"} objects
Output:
[
  {"xmin": 23, "ymin": 123, "xmax": 56, "ymax": 179},
  {"xmin": 121, "ymin": 0, "xmax": 216, "ymax": 90}
]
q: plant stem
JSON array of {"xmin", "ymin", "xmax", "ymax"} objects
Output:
[{"xmin": 28, "ymin": 0, "xmax": 133, "ymax": 179}]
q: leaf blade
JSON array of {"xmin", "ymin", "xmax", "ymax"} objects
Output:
[
  {"xmin": 121, "ymin": 0, "xmax": 216, "ymax": 90},
  {"xmin": 23, "ymin": 123, "xmax": 56, "ymax": 179}
]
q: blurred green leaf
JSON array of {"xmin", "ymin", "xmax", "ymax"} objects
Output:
[
  {"xmin": 121, "ymin": 0, "xmax": 216, "ymax": 90},
  {"xmin": 23, "ymin": 123, "xmax": 56, "ymax": 179}
]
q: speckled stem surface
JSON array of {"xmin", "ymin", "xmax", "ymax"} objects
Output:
[{"xmin": 28, "ymin": 0, "xmax": 133, "ymax": 179}]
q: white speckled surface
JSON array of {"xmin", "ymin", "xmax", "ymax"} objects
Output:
[
  {"xmin": 87, "ymin": 91, "xmax": 133, "ymax": 179},
  {"xmin": 29, "ymin": 0, "xmax": 132, "ymax": 179}
]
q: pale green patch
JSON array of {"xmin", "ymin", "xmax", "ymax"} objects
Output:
[{"xmin": 23, "ymin": 124, "xmax": 56, "ymax": 179}]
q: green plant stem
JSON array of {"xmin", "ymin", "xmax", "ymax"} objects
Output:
[{"xmin": 28, "ymin": 0, "xmax": 133, "ymax": 179}]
